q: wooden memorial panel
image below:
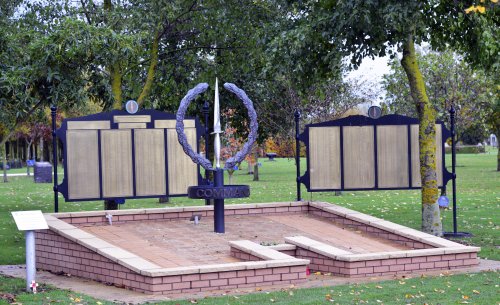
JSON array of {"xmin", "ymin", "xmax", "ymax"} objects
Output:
[
  {"xmin": 300, "ymin": 114, "xmax": 450, "ymax": 193},
  {"xmin": 167, "ymin": 126, "xmax": 198, "ymax": 195},
  {"xmin": 66, "ymin": 130, "xmax": 100, "ymax": 199},
  {"xmin": 57, "ymin": 110, "xmax": 201, "ymax": 202},
  {"xmin": 134, "ymin": 129, "xmax": 166, "ymax": 196},
  {"xmin": 67, "ymin": 121, "xmax": 110, "ymax": 130},
  {"xmin": 343, "ymin": 126, "xmax": 375, "ymax": 189},
  {"xmin": 377, "ymin": 125, "xmax": 409, "ymax": 188},
  {"xmin": 309, "ymin": 127, "xmax": 341, "ymax": 190},
  {"xmin": 101, "ymin": 130, "xmax": 134, "ymax": 197}
]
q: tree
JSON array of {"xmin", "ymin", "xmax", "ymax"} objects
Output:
[
  {"xmin": 383, "ymin": 50, "xmax": 497, "ymax": 145},
  {"xmin": 10, "ymin": 0, "xmax": 286, "ymax": 206},
  {"xmin": 271, "ymin": 0, "xmax": 499, "ymax": 235},
  {"xmin": 0, "ymin": 13, "xmax": 91, "ymax": 182}
]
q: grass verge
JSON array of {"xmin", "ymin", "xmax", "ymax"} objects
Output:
[{"xmin": 1, "ymin": 271, "xmax": 498, "ymax": 305}]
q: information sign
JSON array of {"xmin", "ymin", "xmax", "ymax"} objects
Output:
[{"xmin": 11, "ymin": 211, "xmax": 48, "ymax": 231}]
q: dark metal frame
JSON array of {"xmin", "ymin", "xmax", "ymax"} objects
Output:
[
  {"xmin": 297, "ymin": 114, "xmax": 453, "ymax": 193},
  {"xmin": 295, "ymin": 112, "xmax": 471, "ymax": 237},
  {"xmin": 444, "ymin": 107, "xmax": 472, "ymax": 238},
  {"xmin": 54, "ymin": 109, "xmax": 203, "ymax": 204}
]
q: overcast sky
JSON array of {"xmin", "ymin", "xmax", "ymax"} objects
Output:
[{"xmin": 345, "ymin": 56, "xmax": 392, "ymax": 106}]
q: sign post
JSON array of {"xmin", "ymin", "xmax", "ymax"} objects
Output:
[{"xmin": 11, "ymin": 210, "xmax": 48, "ymax": 292}]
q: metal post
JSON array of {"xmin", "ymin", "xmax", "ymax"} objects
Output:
[
  {"xmin": 294, "ymin": 109, "xmax": 302, "ymax": 201},
  {"xmin": 213, "ymin": 168, "xmax": 224, "ymax": 233},
  {"xmin": 25, "ymin": 230, "xmax": 35, "ymax": 292},
  {"xmin": 444, "ymin": 107, "xmax": 472, "ymax": 238},
  {"xmin": 202, "ymin": 101, "xmax": 211, "ymax": 205},
  {"xmin": 450, "ymin": 106, "xmax": 458, "ymax": 234},
  {"xmin": 51, "ymin": 106, "xmax": 58, "ymax": 213}
]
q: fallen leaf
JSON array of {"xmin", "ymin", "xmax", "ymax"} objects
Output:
[
  {"xmin": 462, "ymin": 295, "xmax": 469, "ymax": 300},
  {"xmin": 375, "ymin": 285, "xmax": 383, "ymax": 289},
  {"xmin": 472, "ymin": 290, "xmax": 480, "ymax": 294},
  {"xmin": 190, "ymin": 299, "xmax": 198, "ymax": 304},
  {"xmin": 314, "ymin": 271, "xmax": 322, "ymax": 275}
]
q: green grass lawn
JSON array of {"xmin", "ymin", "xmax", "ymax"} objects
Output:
[
  {"xmin": 1, "ymin": 271, "xmax": 498, "ymax": 305},
  {"xmin": 0, "ymin": 153, "xmax": 498, "ymax": 304}
]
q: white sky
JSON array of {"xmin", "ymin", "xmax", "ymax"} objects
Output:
[{"xmin": 345, "ymin": 56, "xmax": 392, "ymax": 106}]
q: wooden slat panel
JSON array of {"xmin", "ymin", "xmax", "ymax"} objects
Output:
[
  {"xmin": 113, "ymin": 115, "xmax": 151, "ymax": 123},
  {"xmin": 411, "ymin": 125, "xmax": 420, "ymax": 187},
  {"xmin": 343, "ymin": 126, "xmax": 375, "ymax": 189},
  {"xmin": 118, "ymin": 123, "xmax": 147, "ymax": 129},
  {"xmin": 411, "ymin": 124, "xmax": 443, "ymax": 187},
  {"xmin": 67, "ymin": 121, "xmax": 110, "ymax": 130},
  {"xmin": 167, "ymin": 128, "xmax": 198, "ymax": 195},
  {"xmin": 155, "ymin": 119, "xmax": 195, "ymax": 129},
  {"xmin": 377, "ymin": 125, "xmax": 409, "ymax": 188},
  {"xmin": 134, "ymin": 129, "xmax": 166, "ymax": 196},
  {"xmin": 66, "ymin": 130, "xmax": 100, "ymax": 199},
  {"xmin": 309, "ymin": 127, "xmax": 341, "ymax": 190},
  {"xmin": 101, "ymin": 130, "xmax": 133, "ymax": 197}
]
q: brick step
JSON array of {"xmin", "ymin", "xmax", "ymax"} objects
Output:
[{"xmin": 284, "ymin": 236, "xmax": 353, "ymax": 259}]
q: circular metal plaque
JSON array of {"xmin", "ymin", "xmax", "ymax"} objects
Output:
[
  {"xmin": 368, "ymin": 105, "xmax": 382, "ymax": 119},
  {"xmin": 125, "ymin": 100, "xmax": 139, "ymax": 114}
]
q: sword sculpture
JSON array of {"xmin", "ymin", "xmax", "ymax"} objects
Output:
[
  {"xmin": 212, "ymin": 78, "xmax": 225, "ymax": 233},
  {"xmin": 213, "ymin": 78, "xmax": 222, "ymax": 169},
  {"xmin": 176, "ymin": 80, "xmax": 258, "ymax": 233}
]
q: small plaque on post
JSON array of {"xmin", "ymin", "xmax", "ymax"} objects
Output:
[{"xmin": 11, "ymin": 211, "xmax": 48, "ymax": 231}]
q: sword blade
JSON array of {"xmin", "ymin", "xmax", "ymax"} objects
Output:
[{"xmin": 214, "ymin": 78, "xmax": 221, "ymax": 168}]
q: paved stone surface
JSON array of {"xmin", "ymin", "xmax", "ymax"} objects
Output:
[
  {"xmin": 81, "ymin": 213, "xmax": 409, "ymax": 268},
  {"xmin": 1, "ymin": 260, "xmax": 498, "ymax": 304}
]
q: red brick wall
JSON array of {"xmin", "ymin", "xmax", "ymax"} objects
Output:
[
  {"xmin": 36, "ymin": 229, "xmax": 307, "ymax": 294},
  {"xmin": 230, "ymin": 248, "xmax": 263, "ymax": 261},
  {"xmin": 38, "ymin": 203, "xmax": 479, "ymax": 294},
  {"xmin": 295, "ymin": 247, "xmax": 478, "ymax": 277},
  {"xmin": 308, "ymin": 207, "xmax": 433, "ymax": 249},
  {"xmin": 59, "ymin": 205, "xmax": 310, "ymax": 227}
]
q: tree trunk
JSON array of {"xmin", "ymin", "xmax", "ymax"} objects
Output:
[
  {"xmin": 253, "ymin": 163, "xmax": 259, "ymax": 181},
  {"xmin": 9, "ymin": 140, "xmax": 13, "ymax": 161},
  {"xmin": 110, "ymin": 62, "xmax": 123, "ymax": 110},
  {"xmin": 26, "ymin": 142, "xmax": 30, "ymax": 176},
  {"xmin": 497, "ymin": 144, "xmax": 500, "ymax": 171},
  {"xmin": 247, "ymin": 162, "xmax": 253, "ymax": 174},
  {"xmin": 48, "ymin": 142, "xmax": 52, "ymax": 164},
  {"xmin": 137, "ymin": 34, "xmax": 160, "ymax": 107},
  {"xmin": 401, "ymin": 35, "xmax": 442, "ymax": 236},
  {"xmin": 39, "ymin": 138, "xmax": 44, "ymax": 162},
  {"xmin": 1, "ymin": 138, "xmax": 9, "ymax": 183}
]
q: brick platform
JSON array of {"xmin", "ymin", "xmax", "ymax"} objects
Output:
[{"xmin": 35, "ymin": 201, "xmax": 479, "ymax": 295}]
